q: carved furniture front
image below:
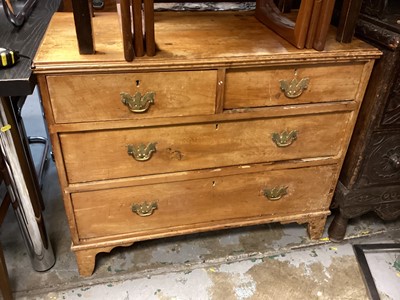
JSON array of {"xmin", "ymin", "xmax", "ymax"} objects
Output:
[
  {"xmin": 33, "ymin": 10, "xmax": 379, "ymax": 276},
  {"xmin": 329, "ymin": 0, "xmax": 400, "ymax": 241}
]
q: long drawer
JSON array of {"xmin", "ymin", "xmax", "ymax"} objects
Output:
[
  {"xmin": 46, "ymin": 70, "xmax": 218, "ymax": 123},
  {"xmin": 224, "ymin": 63, "xmax": 364, "ymax": 109},
  {"xmin": 72, "ymin": 164, "xmax": 337, "ymax": 240},
  {"xmin": 61, "ymin": 112, "xmax": 351, "ymax": 183}
]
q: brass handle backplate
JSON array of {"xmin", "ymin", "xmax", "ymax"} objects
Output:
[
  {"xmin": 121, "ymin": 91, "xmax": 155, "ymax": 113},
  {"xmin": 132, "ymin": 201, "xmax": 158, "ymax": 217},
  {"xmin": 272, "ymin": 130, "xmax": 298, "ymax": 147},
  {"xmin": 127, "ymin": 142, "xmax": 157, "ymax": 161},
  {"xmin": 279, "ymin": 77, "xmax": 309, "ymax": 99},
  {"xmin": 263, "ymin": 186, "xmax": 288, "ymax": 201}
]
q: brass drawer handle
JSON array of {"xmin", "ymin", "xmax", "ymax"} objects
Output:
[
  {"xmin": 127, "ymin": 142, "xmax": 157, "ymax": 161},
  {"xmin": 263, "ymin": 186, "xmax": 288, "ymax": 201},
  {"xmin": 272, "ymin": 130, "xmax": 298, "ymax": 147},
  {"xmin": 120, "ymin": 91, "xmax": 155, "ymax": 113},
  {"xmin": 132, "ymin": 201, "xmax": 158, "ymax": 217},
  {"xmin": 279, "ymin": 77, "xmax": 309, "ymax": 99}
]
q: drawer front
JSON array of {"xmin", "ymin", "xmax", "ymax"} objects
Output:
[
  {"xmin": 224, "ymin": 64, "xmax": 364, "ymax": 109},
  {"xmin": 72, "ymin": 165, "xmax": 337, "ymax": 239},
  {"xmin": 47, "ymin": 70, "xmax": 217, "ymax": 123},
  {"xmin": 61, "ymin": 112, "xmax": 351, "ymax": 183}
]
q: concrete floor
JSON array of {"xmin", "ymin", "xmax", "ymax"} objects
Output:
[{"xmin": 1, "ymin": 91, "xmax": 400, "ymax": 300}]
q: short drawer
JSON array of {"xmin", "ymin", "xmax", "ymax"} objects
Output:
[
  {"xmin": 224, "ymin": 63, "xmax": 364, "ymax": 109},
  {"xmin": 60, "ymin": 112, "xmax": 351, "ymax": 183},
  {"xmin": 72, "ymin": 165, "xmax": 336, "ymax": 240},
  {"xmin": 46, "ymin": 70, "xmax": 217, "ymax": 123}
]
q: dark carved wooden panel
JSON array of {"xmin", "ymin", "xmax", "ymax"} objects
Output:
[
  {"xmin": 381, "ymin": 74, "xmax": 400, "ymax": 127},
  {"xmin": 335, "ymin": 182, "xmax": 400, "ymax": 220},
  {"xmin": 360, "ymin": 0, "xmax": 387, "ymax": 18},
  {"xmin": 329, "ymin": 0, "xmax": 400, "ymax": 242},
  {"xmin": 358, "ymin": 133, "xmax": 400, "ymax": 187}
]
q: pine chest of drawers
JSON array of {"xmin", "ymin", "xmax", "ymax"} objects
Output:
[{"xmin": 34, "ymin": 11, "xmax": 380, "ymax": 276}]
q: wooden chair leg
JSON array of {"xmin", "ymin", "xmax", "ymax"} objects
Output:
[
  {"xmin": 71, "ymin": 0, "xmax": 95, "ymax": 54},
  {"xmin": 120, "ymin": 0, "xmax": 134, "ymax": 61},
  {"xmin": 312, "ymin": 0, "xmax": 336, "ymax": 51},
  {"xmin": 144, "ymin": 0, "xmax": 155, "ymax": 56},
  {"xmin": 336, "ymin": 0, "xmax": 363, "ymax": 43},
  {"xmin": 0, "ymin": 244, "xmax": 13, "ymax": 300},
  {"xmin": 133, "ymin": 0, "xmax": 145, "ymax": 57}
]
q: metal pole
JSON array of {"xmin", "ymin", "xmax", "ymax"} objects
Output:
[{"xmin": 0, "ymin": 96, "xmax": 55, "ymax": 271}]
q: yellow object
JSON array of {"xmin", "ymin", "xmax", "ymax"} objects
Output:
[
  {"xmin": 1, "ymin": 124, "xmax": 11, "ymax": 132},
  {"xmin": 1, "ymin": 52, "xmax": 7, "ymax": 67},
  {"xmin": 10, "ymin": 51, "xmax": 14, "ymax": 64}
]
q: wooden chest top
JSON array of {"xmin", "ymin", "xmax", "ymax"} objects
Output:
[{"xmin": 33, "ymin": 11, "xmax": 380, "ymax": 73}]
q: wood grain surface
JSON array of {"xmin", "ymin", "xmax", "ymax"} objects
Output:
[
  {"xmin": 120, "ymin": 0, "xmax": 134, "ymax": 61},
  {"xmin": 133, "ymin": 0, "xmax": 145, "ymax": 57},
  {"xmin": 46, "ymin": 70, "xmax": 217, "ymax": 123},
  {"xmin": 255, "ymin": 0, "xmax": 315, "ymax": 49},
  {"xmin": 72, "ymin": 164, "xmax": 337, "ymax": 239},
  {"xmin": 60, "ymin": 112, "xmax": 351, "ymax": 183},
  {"xmin": 224, "ymin": 63, "xmax": 364, "ymax": 108},
  {"xmin": 33, "ymin": 12, "xmax": 380, "ymax": 73},
  {"xmin": 313, "ymin": 0, "xmax": 336, "ymax": 50}
]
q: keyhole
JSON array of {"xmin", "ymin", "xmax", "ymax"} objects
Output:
[
  {"xmin": 215, "ymin": 124, "xmax": 219, "ymax": 130},
  {"xmin": 136, "ymin": 80, "xmax": 140, "ymax": 87},
  {"xmin": 212, "ymin": 181, "xmax": 216, "ymax": 187}
]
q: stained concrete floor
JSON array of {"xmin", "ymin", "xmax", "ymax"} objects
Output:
[{"xmin": 1, "ymin": 91, "xmax": 400, "ymax": 300}]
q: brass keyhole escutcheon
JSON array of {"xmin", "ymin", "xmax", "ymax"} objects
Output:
[
  {"xmin": 132, "ymin": 201, "xmax": 158, "ymax": 217},
  {"xmin": 127, "ymin": 142, "xmax": 157, "ymax": 161},
  {"xmin": 120, "ymin": 91, "xmax": 155, "ymax": 113},
  {"xmin": 263, "ymin": 186, "xmax": 288, "ymax": 201},
  {"xmin": 279, "ymin": 77, "xmax": 309, "ymax": 99},
  {"xmin": 272, "ymin": 130, "xmax": 298, "ymax": 147}
]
